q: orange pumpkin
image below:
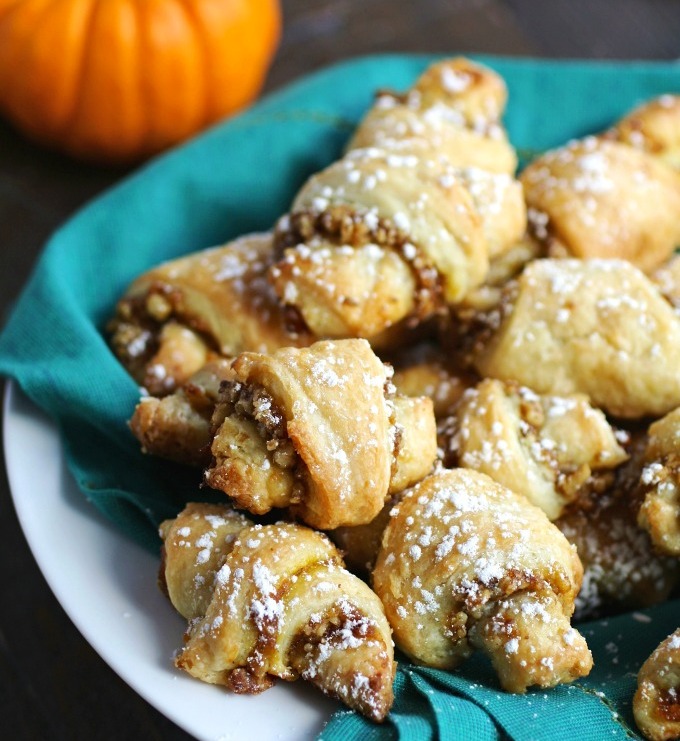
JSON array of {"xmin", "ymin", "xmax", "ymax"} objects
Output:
[{"xmin": 0, "ymin": 0, "xmax": 281, "ymax": 164}]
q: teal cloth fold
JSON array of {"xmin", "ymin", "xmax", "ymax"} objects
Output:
[
  {"xmin": 321, "ymin": 601, "xmax": 680, "ymax": 741},
  {"xmin": 1, "ymin": 54, "xmax": 679, "ymax": 740}
]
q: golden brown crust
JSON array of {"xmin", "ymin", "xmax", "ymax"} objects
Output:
[
  {"xmin": 452, "ymin": 168, "xmax": 525, "ymax": 260},
  {"xmin": 273, "ymin": 148, "xmax": 525, "ymax": 310},
  {"xmin": 209, "ymin": 339, "xmax": 391, "ymax": 528},
  {"xmin": 269, "ymin": 58, "xmax": 525, "ymax": 342},
  {"xmin": 608, "ymin": 94, "xmax": 680, "ymax": 171},
  {"xmin": 373, "ymin": 468, "xmax": 592, "ymax": 692},
  {"xmin": 160, "ymin": 505, "xmax": 395, "ymax": 721},
  {"xmin": 205, "ymin": 339, "xmax": 437, "ymax": 529},
  {"xmin": 411, "ymin": 58, "xmax": 509, "ymax": 127},
  {"xmin": 130, "ymin": 359, "xmax": 235, "ymax": 466},
  {"xmin": 472, "ymin": 258, "xmax": 680, "ymax": 419},
  {"xmin": 390, "ymin": 344, "xmax": 476, "ymax": 419},
  {"xmin": 521, "ymin": 138, "xmax": 680, "ymax": 272},
  {"xmin": 349, "ymin": 58, "xmax": 517, "ymax": 174},
  {"xmin": 442, "ymin": 379, "xmax": 627, "ymax": 520},
  {"xmin": 389, "ymin": 395, "xmax": 437, "ymax": 493},
  {"xmin": 634, "ymin": 629, "xmax": 680, "ymax": 741},
  {"xmin": 271, "ymin": 208, "xmax": 426, "ymax": 338},
  {"xmin": 109, "ymin": 233, "xmax": 313, "ymax": 395},
  {"xmin": 273, "ymin": 146, "xmax": 489, "ymax": 313},
  {"xmin": 158, "ymin": 502, "xmax": 251, "ymax": 620},
  {"xmin": 637, "ymin": 407, "xmax": 680, "ymax": 556}
]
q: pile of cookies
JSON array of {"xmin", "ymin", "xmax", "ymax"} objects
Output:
[{"xmin": 109, "ymin": 58, "xmax": 680, "ymax": 737}]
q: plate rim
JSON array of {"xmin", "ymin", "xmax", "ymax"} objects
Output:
[{"xmin": 3, "ymin": 379, "xmax": 336, "ymax": 741}]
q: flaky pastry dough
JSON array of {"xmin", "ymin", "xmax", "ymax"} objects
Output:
[
  {"xmin": 270, "ymin": 59, "xmax": 525, "ymax": 342},
  {"xmin": 637, "ymin": 407, "xmax": 680, "ymax": 556},
  {"xmin": 160, "ymin": 503, "xmax": 395, "ymax": 721},
  {"xmin": 472, "ymin": 258, "xmax": 680, "ymax": 418},
  {"xmin": 373, "ymin": 468, "xmax": 592, "ymax": 693},
  {"xmin": 109, "ymin": 233, "xmax": 313, "ymax": 395},
  {"xmin": 130, "ymin": 359, "xmax": 234, "ymax": 466},
  {"xmin": 348, "ymin": 57, "xmax": 517, "ymax": 175},
  {"xmin": 634, "ymin": 629, "xmax": 680, "ymax": 741},
  {"xmin": 608, "ymin": 94, "xmax": 680, "ymax": 171},
  {"xmin": 442, "ymin": 379, "xmax": 627, "ymax": 520},
  {"xmin": 159, "ymin": 502, "xmax": 251, "ymax": 619},
  {"xmin": 521, "ymin": 137, "xmax": 680, "ymax": 272},
  {"xmin": 271, "ymin": 150, "xmax": 488, "ymax": 331},
  {"xmin": 206, "ymin": 339, "xmax": 437, "ymax": 529},
  {"xmin": 271, "ymin": 155, "xmax": 525, "ymax": 340}
]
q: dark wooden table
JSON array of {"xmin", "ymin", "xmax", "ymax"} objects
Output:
[{"xmin": 2, "ymin": 1, "xmax": 680, "ymax": 738}]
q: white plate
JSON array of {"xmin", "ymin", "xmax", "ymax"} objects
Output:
[{"xmin": 3, "ymin": 380, "xmax": 337, "ymax": 741}]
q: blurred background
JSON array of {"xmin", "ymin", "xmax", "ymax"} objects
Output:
[{"xmin": 2, "ymin": 0, "xmax": 680, "ymax": 738}]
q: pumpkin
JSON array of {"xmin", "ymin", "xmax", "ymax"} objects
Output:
[{"xmin": 0, "ymin": 0, "xmax": 281, "ymax": 164}]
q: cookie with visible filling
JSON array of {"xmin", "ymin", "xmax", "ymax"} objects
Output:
[
  {"xmin": 206, "ymin": 339, "xmax": 437, "ymax": 529},
  {"xmin": 373, "ymin": 468, "xmax": 592, "ymax": 693},
  {"xmin": 160, "ymin": 503, "xmax": 395, "ymax": 721},
  {"xmin": 441, "ymin": 378, "xmax": 627, "ymax": 520},
  {"xmin": 634, "ymin": 629, "xmax": 680, "ymax": 741}
]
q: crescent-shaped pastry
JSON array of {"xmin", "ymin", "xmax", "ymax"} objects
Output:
[
  {"xmin": 109, "ymin": 233, "xmax": 313, "ymax": 395},
  {"xmin": 206, "ymin": 339, "xmax": 437, "ymax": 529},
  {"xmin": 373, "ymin": 468, "xmax": 592, "ymax": 693},
  {"xmin": 442, "ymin": 379, "xmax": 627, "ymax": 520},
  {"xmin": 521, "ymin": 137, "xmax": 680, "ymax": 272},
  {"xmin": 130, "ymin": 359, "xmax": 235, "ymax": 467},
  {"xmin": 472, "ymin": 258, "xmax": 680, "ymax": 418},
  {"xmin": 634, "ymin": 629, "xmax": 680, "ymax": 741},
  {"xmin": 269, "ymin": 58, "xmax": 525, "ymax": 342},
  {"xmin": 348, "ymin": 57, "xmax": 517, "ymax": 175},
  {"xmin": 637, "ymin": 407, "xmax": 680, "ymax": 556},
  {"xmin": 271, "ymin": 151, "xmax": 526, "ymax": 338},
  {"xmin": 160, "ymin": 503, "xmax": 395, "ymax": 721},
  {"xmin": 608, "ymin": 94, "xmax": 680, "ymax": 171},
  {"xmin": 271, "ymin": 148, "xmax": 489, "ymax": 333}
]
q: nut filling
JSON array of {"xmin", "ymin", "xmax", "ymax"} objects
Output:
[
  {"xmin": 110, "ymin": 283, "xmax": 220, "ymax": 391},
  {"xmin": 220, "ymin": 381, "xmax": 306, "ymax": 500},
  {"xmin": 274, "ymin": 204, "xmax": 445, "ymax": 324},
  {"xmin": 658, "ymin": 687, "xmax": 680, "ymax": 722},
  {"xmin": 287, "ymin": 598, "xmax": 389, "ymax": 722}
]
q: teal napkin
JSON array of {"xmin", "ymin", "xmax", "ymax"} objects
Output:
[
  {"xmin": 1, "ymin": 54, "xmax": 679, "ymax": 740},
  {"xmin": 320, "ymin": 602, "xmax": 679, "ymax": 740}
]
